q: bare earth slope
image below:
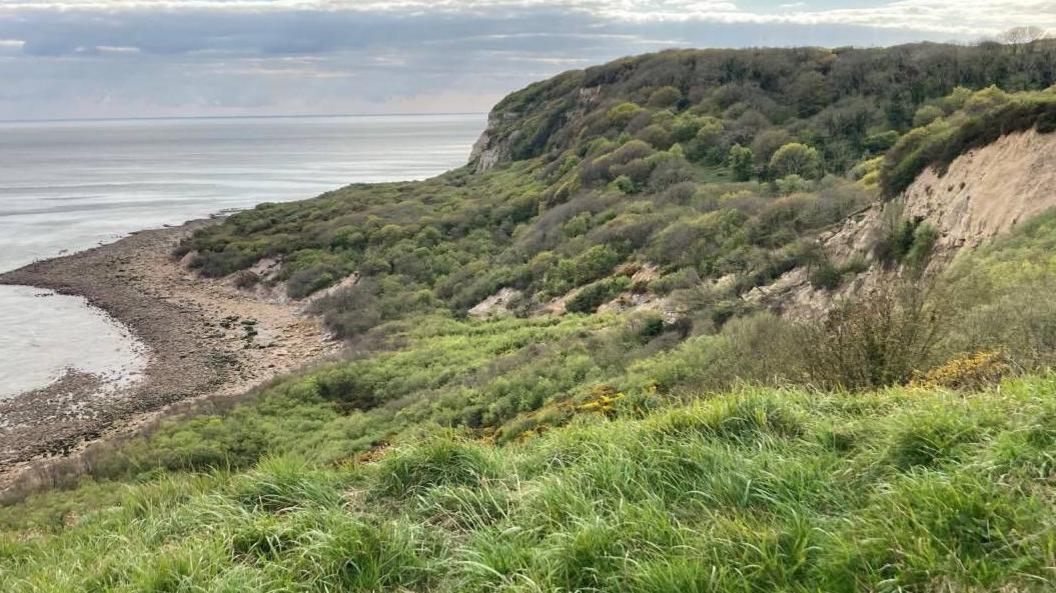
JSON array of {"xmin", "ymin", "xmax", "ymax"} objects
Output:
[
  {"xmin": 0, "ymin": 221, "xmax": 336, "ymax": 492},
  {"xmin": 748, "ymin": 129, "xmax": 1056, "ymax": 317}
]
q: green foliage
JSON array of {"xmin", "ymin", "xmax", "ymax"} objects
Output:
[
  {"xmin": 370, "ymin": 435, "xmax": 499, "ymax": 499},
  {"xmin": 808, "ymin": 260, "xmax": 841, "ymax": 290},
  {"xmin": 882, "ymin": 87, "xmax": 1056, "ymax": 196},
  {"xmin": 647, "ymin": 86, "xmax": 683, "ymax": 108},
  {"xmin": 607, "ymin": 102, "xmax": 645, "ymax": 127},
  {"xmin": 775, "ymin": 173, "xmax": 811, "ymax": 195},
  {"xmin": 874, "ymin": 216, "xmax": 938, "ymax": 271},
  {"xmin": 727, "ymin": 143, "xmax": 754, "ymax": 181},
  {"xmin": 769, "ymin": 142, "xmax": 823, "ymax": 179},
  {"xmin": 545, "ymin": 244, "xmax": 624, "ymax": 295},
  {"xmin": 566, "ymin": 276, "xmax": 631, "ymax": 313}
]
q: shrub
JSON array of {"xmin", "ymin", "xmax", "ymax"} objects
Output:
[
  {"xmin": 873, "ymin": 217, "xmax": 919, "ymax": 265},
  {"xmin": 608, "ymin": 102, "xmax": 646, "ymax": 127},
  {"xmin": 911, "ymin": 351, "xmax": 1010, "ymax": 390},
  {"xmin": 769, "ymin": 142, "xmax": 823, "ymax": 179},
  {"xmin": 637, "ymin": 124, "xmax": 674, "ymax": 149},
  {"xmin": 566, "ymin": 276, "xmax": 631, "ymax": 313},
  {"xmin": 233, "ymin": 270, "xmax": 261, "ymax": 289},
  {"xmin": 647, "ymin": 86, "xmax": 683, "ymax": 108},
  {"xmin": 545, "ymin": 244, "xmax": 624, "ymax": 294},
  {"xmin": 862, "ymin": 130, "xmax": 900, "ymax": 153},
  {"xmin": 801, "ymin": 282, "xmax": 950, "ymax": 390},
  {"xmin": 809, "ymin": 261, "xmax": 841, "ymax": 291},
  {"xmin": 881, "ymin": 88, "xmax": 1056, "ymax": 196},
  {"xmin": 728, "ymin": 144, "xmax": 754, "ymax": 181},
  {"xmin": 912, "ymin": 104, "xmax": 945, "ymax": 127},
  {"xmin": 286, "ymin": 265, "xmax": 339, "ymax": 299},
  {"xmin": 775, "ymin": 174, "xmax": 811, "ymax": 195},
  {"xmin": 904, "ymin": 223, "xmax": 939, "ymax": 272}
]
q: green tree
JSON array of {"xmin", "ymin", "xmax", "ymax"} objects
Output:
[
  {"xmin": 769, "ymin": 142, "xmax": 823, "ymax": 179},
  {"xmin": 647, "ymin": 86, "xmax": 682, "ymax": 108},
  {"xmin": 728, "ymin": 144, "xmax": 755, "ymax": 181},
  {"xmin": 912, "ymin": 104, "xmax": 945, "ymax": 127}
]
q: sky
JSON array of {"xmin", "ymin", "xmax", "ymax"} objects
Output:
[{"xmin": 0, "ymin": 1, "xmax": 1052, "ymax": 120}]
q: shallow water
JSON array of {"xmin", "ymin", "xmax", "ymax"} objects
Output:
[
  {"xmin": 0, "ymin": 286, "xmax": 147, "ymax": 397},
  {"xmin": 0, "ymin": 114, "xmax": 484, "ymax": 397}
]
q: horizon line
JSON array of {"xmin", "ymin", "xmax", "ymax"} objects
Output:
[{"xmin": 0, "ymin": 111, "xmax": 489, "ymax": 125}]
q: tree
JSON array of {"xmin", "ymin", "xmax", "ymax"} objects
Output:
[
  {"xmin": 728, "ymin": 144, "xmax": 755, "ymax": 181},
  {"xmin": 1001, "ymin": 26, "xmax": 1049, "ymax": 52},
  {"xmin": 750, "ymin": 128, "xmax": 793, "ymax": 166},
  {"xmin": 769, "ymin": 142, "xmax": 823, "ymax": 179},
  {"xmin": 647, "ymin": 86, "xmax": 682, "ymax": 108},
  {"xmin": 912, "ymin": 104, "xmax": 945, "ymax": 128}
]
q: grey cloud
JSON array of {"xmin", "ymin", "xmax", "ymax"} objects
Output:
[{"xmin": 0, "ymin": 3, "xmax": 1016, "ymax": 120}]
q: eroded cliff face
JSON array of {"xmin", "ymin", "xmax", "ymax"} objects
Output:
[
  {"xmin": 749, "ymin": 129, "xmax": 1056, "ymax": 318},
  {"xmin": 469, "ymin": 85, "xmax": 602, "ymax": 173},
  {"xmin": 468, "ymin": 113, "xmax": 517, "ymax": 173}
]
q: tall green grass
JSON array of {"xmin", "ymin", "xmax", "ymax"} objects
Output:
[{"xmin": 4, "ymin": 377, "xmax": 1056, "ymax": 592}]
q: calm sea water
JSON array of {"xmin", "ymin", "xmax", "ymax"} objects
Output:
[{"xmin": 0, "ymin": 114, "xmax": 484, "ymax": 397}]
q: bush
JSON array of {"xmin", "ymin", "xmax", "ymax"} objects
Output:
[
  {"xmin": 286, "ymin": 265, "xmax": 339, "ymax": 299},
  {"xmin": 775, "ymin": 174, "xmax": 811, "ymax": 195},
  {"xmin": 566, "ymin": 276, "xmax": 631, "ymax": 313},
  {"xmin": 769, "ymin": 142, "xmax": 823, "ymax": 179},
  {"xmin": 611, "ymin": 174, "xmax": 639, "ymax": 194},
  {"xmin": 912, "ymin": 351, "xmax": 1010, "ymax": 391},
  {"xmin": 728, "ymin": 144, "xmax": 754, "ymax": 181},
  {"xmin": 647, "ymin": 86, "xmax": 682, "ymax": 108},
  {"xmin": 608, "ymin": 102, "xmax": 646, "ymax": 127},
  {"xmin": 233, "ymin": 270, "xmax": 261, "ymax": 289},
  {"xmin": 904, "ymin": 223, "xmax": 939, "ymax": 271},
  {"xmin": 801, "ymin": 282, "xmax": 950, "ymax": 390},
  {"xmin": 809, "ymin": 261, "xmax": 841, "ymax": 291}
]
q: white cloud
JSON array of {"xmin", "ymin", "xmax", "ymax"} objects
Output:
[{"xmin": 1, "ymin": 0, "xmax": 1051, "ymax": 37}]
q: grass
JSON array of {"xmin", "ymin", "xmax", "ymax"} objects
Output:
[{"xmin": 3, "ymin": 377, "xmax": 1056, "ymax": 591}]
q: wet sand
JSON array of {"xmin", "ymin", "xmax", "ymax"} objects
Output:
[{"xmin": 0, "ymin": 220, "xmax": 337, "ymax": 492}]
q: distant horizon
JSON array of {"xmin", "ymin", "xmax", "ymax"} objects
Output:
[{"xmin": 0, "ymin": 111, "xmax": 490, "ymax": 125}]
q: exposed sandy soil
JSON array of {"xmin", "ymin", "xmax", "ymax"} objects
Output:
[
  {"xmin": 0, "ymin": 220, "xmax": 337, "ymax": 493},
  {"xmin": 747, "ymin": 129, "xmax": 1056, "ymax": 318}
]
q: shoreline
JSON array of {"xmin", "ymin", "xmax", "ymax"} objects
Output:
[{"xmin": 0, "ymin": 220, "xmax": 337, "ymax": 495}]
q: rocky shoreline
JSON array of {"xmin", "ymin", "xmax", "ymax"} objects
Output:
[{"xmin": 0, "ymin": 220, "xmax": 336, "ymax": 495}]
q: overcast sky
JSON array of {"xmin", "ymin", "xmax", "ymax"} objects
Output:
[{"xmin": 0, "ymin": 1, "xmax": 1052, "ymax": 120}]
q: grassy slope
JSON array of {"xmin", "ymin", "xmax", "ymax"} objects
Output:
[{"xmin": 2, "ymin": 376, "xmax": 1055, "ymax": 592}]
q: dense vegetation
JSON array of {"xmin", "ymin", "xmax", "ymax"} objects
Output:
[
  {"xmin": 178, "ymin": 41, "xmax": 1056, "ymax": 342},
  {"xmin": 5, "ymin": 40, "xmax": 1056, "ymax": 591}
]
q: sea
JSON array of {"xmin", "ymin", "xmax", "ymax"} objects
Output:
[{"xmin": 0, "ymin": 114, "xmax": 485, "ymax": 397}]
